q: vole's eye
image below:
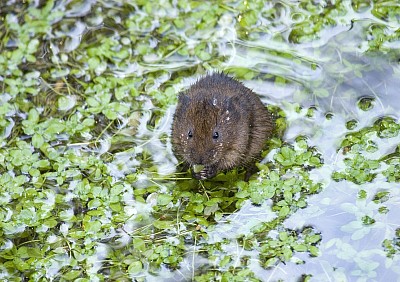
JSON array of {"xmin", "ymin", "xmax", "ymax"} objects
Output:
[
  {"xmin": 188, "ymin": 130, "xmax": 193, "ymax": 138},
  {"xmin": 212, "ymin": 131, "xmax": 219, "ymax": 140}
]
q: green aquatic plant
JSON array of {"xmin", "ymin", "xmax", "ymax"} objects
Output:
[
  {"xmin": 333, "ymin": 116, "xmax": 400, "ymax": 184},
  {"xmin": 383, "ymin": 228, "xmax": 400, "ymax": 259}
]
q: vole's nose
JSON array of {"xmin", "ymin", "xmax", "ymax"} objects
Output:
[{"xmin": 190, "ymin": 150, "xmax": 203, "ymax": 164}]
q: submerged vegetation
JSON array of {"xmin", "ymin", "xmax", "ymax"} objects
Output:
[{"xmin": 0, "ymin": 0, "xmax": 399, "ymax": 281}]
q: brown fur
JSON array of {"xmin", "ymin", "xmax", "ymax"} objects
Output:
[{"xmin": 171, "ymin": 73, "xmax": 275, "ymax": 180}]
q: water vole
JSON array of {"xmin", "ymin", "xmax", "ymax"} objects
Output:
[{"xmin": 171, "ymin": 72, "xmax": 275, "ymax": 180}]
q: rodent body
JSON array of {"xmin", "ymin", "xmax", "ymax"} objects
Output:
[{"xmin": 171, "ymin": 72, "xmax": 275, "ymax": 180}]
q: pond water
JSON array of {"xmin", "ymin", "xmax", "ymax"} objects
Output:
[{"xmin": 0, "ymin": 1, "xmax": 399, "ymax": 281}]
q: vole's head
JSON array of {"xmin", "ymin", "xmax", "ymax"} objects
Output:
[{"xmin": 171, "ymin": 91, "xmax": 248, "ymax": 179}]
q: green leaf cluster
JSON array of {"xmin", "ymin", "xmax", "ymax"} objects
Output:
[
  {"xmin": 259, "ymin": 227, "xmax": 321, "ymax": 268},
  {"xmin": 382, "ymin": 228, "xmax": 400, "ymax": 259},
  {"xmin": 333, "ymin": 117, "xmax": 400, "ymax": 184}
]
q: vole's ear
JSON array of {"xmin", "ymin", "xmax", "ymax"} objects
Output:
[
  {"xmin": 225, "ymin": 96, "xmax": 241, "ymax": 112},
  {"xmin": 178, "ymin": 93, "xmax": 191, "ymax": 106}
]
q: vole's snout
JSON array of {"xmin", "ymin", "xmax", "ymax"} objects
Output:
[
  {"xmin": 189, "ymin": 150, "xmax": 203, "ymax": 164},
  {"xmin": 189, "ymin": 148, "xmax": 215, "ymax": 165}
]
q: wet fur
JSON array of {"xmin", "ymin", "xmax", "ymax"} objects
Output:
[{"xmin": 171, "ymin": 72, "xmax": 275, "ymax": 180}]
